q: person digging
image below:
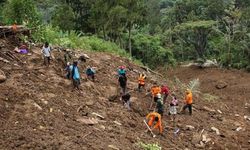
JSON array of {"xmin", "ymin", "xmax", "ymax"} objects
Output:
[
  {"xmin": 85, "ymin": 66, "xmax": 96, "ymax": 81},
  {"xmin": 121, "ymin": 92, "xmax": 131, "ymax": 110},
  {"xmin": 145, "ymin": 112, "xmax": 163, "ymax": 136}
]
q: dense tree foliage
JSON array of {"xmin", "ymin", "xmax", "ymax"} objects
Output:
[{"xmin": 1, "ymin": 0, "xmax": 250, "ymax": 69}]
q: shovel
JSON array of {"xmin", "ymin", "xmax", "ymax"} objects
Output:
[{"xmin": 143, "ymin": 120, "xmax": 156, "ymax": 138}]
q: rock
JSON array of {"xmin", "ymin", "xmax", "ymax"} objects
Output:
[
  {"xmin": 211, "ymin": 127, "xmax": 220, "ymax": 135},
  {"xmin": 235, "ymin": 114, "xmax": 240, "ymax": 117},
  {"xmin": 244, "ymin": 116, "xmax": 250, "ymax": 121},
  {"xmin": 202, "ymin": 134, "xmax": 211, "ymax": 143},
  {"xmin": 108, "ymin": 145, "xmax": 119, "ymax": 150},
  {"xmin": 99, "ymin": 125, "xmax": 105, "ymax": 130},
  {"xmin": 215, "ymin": 81, "xmax": 227, "ymax": 89},
  {"xmin": 186, "ymin": 125, "xmax": 195, "ymax": 130},
  {"xmin": 86, "ymin": 100, "xmax": 95, "ymax": 106},
  {"xmin": 235, "ymin": 127, "xmax": 242, "ymax": 131}
]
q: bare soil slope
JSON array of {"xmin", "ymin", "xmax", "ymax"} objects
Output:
[{"xmin": 0, "ymin": 38, "xmax": 249, "ymax": 150}]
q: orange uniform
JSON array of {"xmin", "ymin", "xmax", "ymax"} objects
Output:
[
  {"xmin": 138, "ymin": 74, "xmax": 146, "ymax": 85},
  {"xmin": 185, "ymin": 91, "xmax": 193, "ymax": 104},
  {"xmin": 146, "ymin": 112, "xmax": 163, "ymax": 134},
  {"xmin": 151, "ymin": 86, "xmax": 161, "ymax": 97}
]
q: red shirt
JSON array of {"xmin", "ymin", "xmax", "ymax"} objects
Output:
[{"xmin": 161, "ymin": 86, "xmax": 169, "ymax": 95}]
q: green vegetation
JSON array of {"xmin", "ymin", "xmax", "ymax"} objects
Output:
[
  {"xmin": 138, "ymin": 142, "xmax": 161, "ymax": 150},
  {"xmin": 1, "ymin": 0, "xmax": 250, "ymax": 70}
]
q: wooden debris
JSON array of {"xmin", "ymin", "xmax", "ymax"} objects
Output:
[
  {"xmin": 92, "ymin": 112, "xmax": 105, "ymax": 119},
  {"xmin": 108, "ymin": 145, "xmax": 119, "ymax": 150},
  {"xmin": 82, "ymin": 132, "xmax": 92, "ymax": 139},
  {"xmin": 114, "ymin": 121, "xmax": 122, "ymax": 126},
  {"xmin": 77, "ymin": 117, "xmax": 98, "ymax": 125}
]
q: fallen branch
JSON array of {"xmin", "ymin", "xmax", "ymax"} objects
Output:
[
  {"xmin": 140, "ymin": 66, "xmax": 163, "ymax": 78},
  {"xmin": 91, "ymin": 112, "xmax": 105, "ymax": 119},
  {"xmin": 82, "ymin": 132, "xmax": 92, "ymax": 139}
]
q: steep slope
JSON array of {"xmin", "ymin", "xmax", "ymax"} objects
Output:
[{"xmin": 0, "ymin": 38, "xmax": 249, "ymax": 150}]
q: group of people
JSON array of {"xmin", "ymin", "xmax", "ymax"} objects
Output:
[
  {"xmin": 41, "ymin": 42, "xmax": 96, "ymax": 91},
  {"xmin": 147, "ymin": 85, "xmax": 193, "ymax": 136},
  {"xmin": 116, "ymin": 65, "xmax": 193, "ymax": 136},
  {"xmin": 41, "ymin": 42, "xmax": 193, "ymax": 137}
]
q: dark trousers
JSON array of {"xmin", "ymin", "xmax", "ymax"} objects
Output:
[
  {"xmin": 44, "ymin": 56, "xmax": 50, "ymax": 66},
  {"xmin": 183, "ymin": 104, "xmax": 192, "ymax": 115},
  {"xmin": 138, "ymin": 84, "xmax": 145, "ymax": 91}
]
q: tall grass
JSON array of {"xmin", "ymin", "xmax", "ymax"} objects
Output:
[{"xmin": 32, "ymin": 25, "xmax": 130, "ymax": 58}]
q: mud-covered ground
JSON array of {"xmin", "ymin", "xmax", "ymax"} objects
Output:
[{"xmin": 0, "ymin": 38, "xmax": 249, "ymax": 150}]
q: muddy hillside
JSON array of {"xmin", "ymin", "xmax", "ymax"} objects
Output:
[{"xmin": 0, "ymin": 38, "xmax": 250, "ymax": 150}]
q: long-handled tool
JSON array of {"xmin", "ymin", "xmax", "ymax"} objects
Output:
[{"xmin": 143, "ymin": 120, "xmax": 156, "ymax": 138}]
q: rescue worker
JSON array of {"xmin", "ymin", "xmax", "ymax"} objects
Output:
[
  {"xmin": 65, "ymin": 62, "xmax": 72, "ymax": 79},
  {"xmin": 71, "ymin": 61, "xmax": 81, "ymax": 90},
  {"xmin": 118, "ymin": 74, "xmax": 127, "ymax": 95},
  {"xmin": 41, "ymin": 42, "xmax": 51, "ymax": 66},
  {"xmin": 121, "ymin": 92, "xmax": 131, "ymax": 110},
  {"xmin": 156, "ymin": 93, "xmax": 164, "ymax": 116},
  {"xmin": 150, "ymin": 82, "xmax": 161, "ymax": 109},
  {"xmin": 161, "ymin": 85, "xmax": 170, "ymax": 104},
  {"xmin": 146, "ymin": 112, "xmax": 163, "ymax": 135},
  {"xmin": 138, "ymin": 73, "xmax": 146, "ymax": 92},
  {"xmin": 85, "ymin": 66, "xmax": 96, "ymax": 81},
  {"xmin": 118, "ymin": 66, "xmax": 126, "ymax": 76},
  {"xmin": 64, "ymin": 49, "xmax": 72, "ymax": 66},
  {"xmin": 182, "ymin": 89, "xmax": 193, "ymax": 115}
]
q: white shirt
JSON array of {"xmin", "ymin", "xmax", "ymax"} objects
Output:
[{"xmin": 42, "ymin": 46, "xmax": 51, "ymax": 57}]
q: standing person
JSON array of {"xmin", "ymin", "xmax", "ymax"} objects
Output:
[
  {"xmin": 150, "ymin": 83, "xmax": 161, "ymax": 109},
  {"xmin": 182, "ymin": 89, "xmax": 193, "ymax": 115},
  {"xmin": 156, "ymin": 94, "xmax": 164, "ymax": 117},
  {"xmin": 85, "ymin": 66, "xmax": 96, "ymax": 81},
  {"xmin": 118, "ymin": 66, "xmax": 126, "ymax": 76},
  {"xmin": 64, "ymin": 49, "xmax": 72, "ymax": 66},
  {"xmin": 121, "ymin": 92, "xmax": 131, "ymax": 110},
  {"xmin": 41, "ymin": 42, "xmax": 51, "ymax": 66},
  {"xmin": 65, "ymin": 62, "xmax": 72, "ymax": 79},
  {"xmin": 169, "ymin": 94, "xmax": 178, "ymax": 124},
  {"xmin": 146, "ymin": 112, "xmax": 163, "ymax": 135},
  {"xmin": 71, "ymin": 61, "xmax": 81, "ymax": 90},
  {"xmin": 138, "ymin": 73, "xmax": 146, "ymax": 92},
  {"xmin": 118, "ymin": 74, "xmax": 127, "ymax": 95},
  {"xmin": 161, "ymin": 85, "xmax": 170, "ymax": 104}
]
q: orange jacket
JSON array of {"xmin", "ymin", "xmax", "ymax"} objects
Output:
[
  {"xmin": 146, "ymin": 112, "xmax": 163, "ymax": 134},
  {"xmin": 151, "ymin": 86, "xmax": 161, "ymax": 97},
  {"xmin": 138, "ymin": 74, "xmax": 146, "ymax": 85},
  {"xmin": 185, "ymin": 92, "xmax": 193, "ymax": 104}
]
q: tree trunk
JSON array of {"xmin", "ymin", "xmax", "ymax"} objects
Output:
[{"xmin": 128, "ymin": 24, "xmax": 132, "ymax": 56}]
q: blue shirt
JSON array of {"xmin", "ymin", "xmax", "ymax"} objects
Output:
[
  {"xmin": 70, "ymin": 65, "xmax": 80, "ymax": 80},
  {"xmin": 118, "ymin": 69, "xmax": 126, "ymax": 76}
]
